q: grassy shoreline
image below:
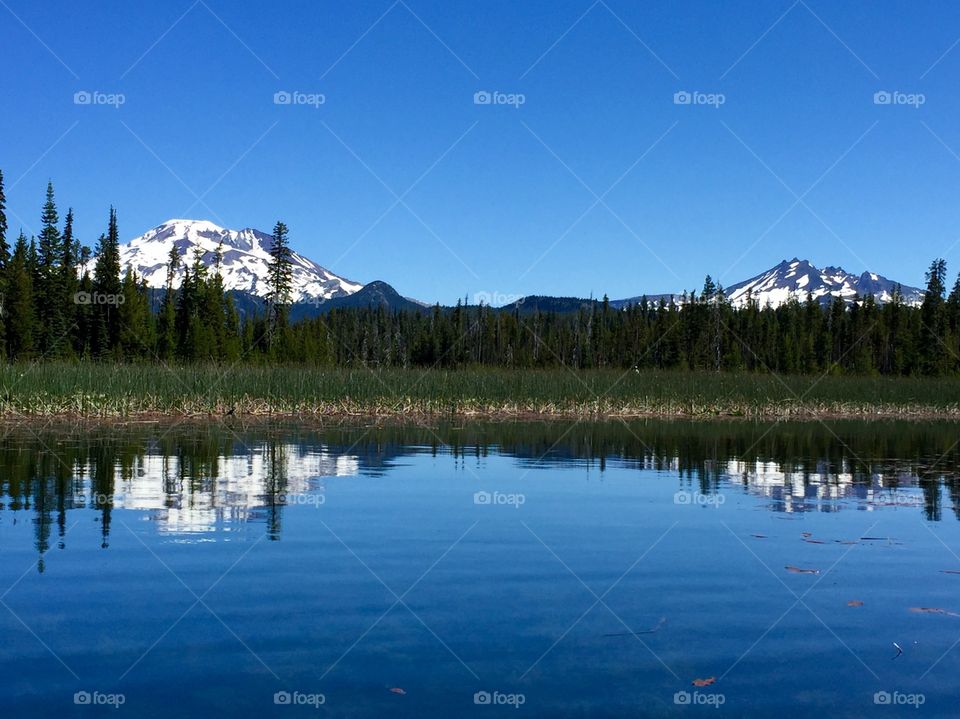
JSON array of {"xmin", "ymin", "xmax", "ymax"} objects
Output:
[{"xmin": 1, "ymin": 363, "xmax": 959, "ymax": 420}]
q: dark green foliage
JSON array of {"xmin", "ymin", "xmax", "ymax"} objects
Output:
[
  {"xmin": 5, "ymin": 232, "xmax": 35, "ymax": 359},
  {"xmin": 0, "ymin": 169, "xmax": 8, "ymax": 269}
]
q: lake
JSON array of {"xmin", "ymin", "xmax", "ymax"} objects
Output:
[{"xmin": 2, "ymin": 419, "xmax": 960, "ymax": 718}]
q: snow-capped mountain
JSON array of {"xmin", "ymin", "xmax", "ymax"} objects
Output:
[
  {"xmin": 611, "ymin": 259, "xmax": 924, "ymax": 310},
  {"xmin": 112, "ymin": 219, "xmax": 363, "ymax": 302},
  {"xmin": 723, "ymin": 259, "xmax": 924, "ymax": 308}
]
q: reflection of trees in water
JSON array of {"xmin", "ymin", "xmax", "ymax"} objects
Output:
[
  {"xmin": 1, "ymin": 420, "xmax": 959, "ymax": 570},
  {"xmin": 264, "ymin": 441, "xmax": 287, "ymax": 541}
]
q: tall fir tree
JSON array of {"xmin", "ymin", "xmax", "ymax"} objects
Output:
[
  {"xmin": 0, "ymin": 170, "xmax": 8, "ymax": 269},
  {"xmin": 920, "ymin": 258, "xmax": 948, "ymax": 375},
  {"xmin": 37, "ymin": 182, "xmax": 68, "ymax": 355},
  {"xmin": 0, "ymin": 170, "xmax": 8, "ymax": 356},
  {"xmin": 61, "ymin": 208, "xmax": 82, "ymax": 354},
  {"xmin": 266, "ymin": 221, "xmax": 293, "ymax": 353},
  {"xmin": 91, "ymin": 208, "xmax": 122, "ymax": 356},
  {"xmin": 156, "ymin": 244, "xmax": 180, "ymax": 360}
]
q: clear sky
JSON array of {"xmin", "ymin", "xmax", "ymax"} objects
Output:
[{"xmin": 3, "ymin": 0, "xmax": 960, "ymax": 304}]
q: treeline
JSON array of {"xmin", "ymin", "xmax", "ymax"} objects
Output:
[
  {"xmin": 2, "ymin": 174, "xmax": 960, "ymax": 375},
  {"xmin": 305, "ymin": 267, "xmax": 959, "ymax": 376},
  {"xmin": 0, "ymin": 177, "xmax": 294, "ymax": 362}
]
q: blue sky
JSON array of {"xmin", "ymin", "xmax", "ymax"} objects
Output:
[{"xmin": 3, "ymin": 0, "xmax": 960, "ymax": 304}]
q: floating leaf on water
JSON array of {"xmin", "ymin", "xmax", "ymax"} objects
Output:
[
  {"xmin": 603, "ymin": 617, "xmax": 666, "ymax": 638},
  {"xmin": 785, "ymin": 565, "xmax": 820, "ymax": 574},
  {"xmin": 389, "ymin": 688, "xmax": 406, "ymax": 695},
  {"xmin": 909, "ymin": 607, "xmax": 960, "ymax": 617},
  {"xmin": 847, "ymin": 600, "xmax": 864, "ymax": 607},
  {"xmin": 691, "ymin": 677, "xmax": 716, "ymax": 687}
]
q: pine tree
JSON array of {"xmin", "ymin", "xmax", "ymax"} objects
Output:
[
  {"xmin": 61, "ymin": 208, "xmax": 82, "ymax": 354},
  {"xmin": 920, "ymin": 258, "xmax": 948, "ymax": 375},
  {"xmin": 0, "ymin": 170, "xmax": 8, "ymax": 356},
  {"xmin": 118, "ymin": 269, "xmax": 154, "ymax": 358},
  {"xmin": 6, "ymin": 232, "xmax": 35, "ymax": 359},
  {"xmin": 0, "ymin": 170, "xmax": 8, "ymax": 269},
  {"xmin": 156, "ymin": 244, "xmax": 180, "ymax": 360},
  {"xmin": 92, "ymin": 208, "xmax": 122, "ymax": 356},
  {"xmin": 266, "ymin": 221, "xmax": 293, "ymax": 354},
  {"xmin": 37, "ymin": 182, "xmax": 68, "ymax": 355}
]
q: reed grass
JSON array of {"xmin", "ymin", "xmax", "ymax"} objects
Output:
[{"xmin": 0, "ymin": 363, "xmax": 958, "ymax": 419}]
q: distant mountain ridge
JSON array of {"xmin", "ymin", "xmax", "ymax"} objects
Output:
[
  {"xmin": 109, "ymin": 221, "xmax": 926, "ymax": 315},
  {"xmin": 723, "ymin": 258, "xmax": 924, "ymax": 308},
  {"xmin": 611, "ymin": 259, "xmax": 924, "ymax": 310}
]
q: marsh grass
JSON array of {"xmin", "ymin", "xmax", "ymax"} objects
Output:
[{"xmin": 0, "ymin": 363, "xmax": 958, "ymax": 418}]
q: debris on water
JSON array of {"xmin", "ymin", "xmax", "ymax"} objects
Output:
[
  {"xmin": 801, "ymin": 532, "xmax": 813, "ymax": 538},
  {"xmin": 785, "ymin": 565, "xmax": 820, "ymax": 574},
  {"xmin": 847, "ymin": 600, "xmax": 864, "ymax": 607},
  {"xmin": 604, "ymin": 617, "xmax": 666, "ymax": 637},
  {"xmin": 941, "ymin": 570, "xmax": 960, "ymax": 575},
  {"xmin": 389, "ymin": 687, "xmax": 406, "ymax": 695},
  {"xmin": 909, "ymin": 607, "xmax": 960, "ymax": 617},
  {"xmin": 892, "ymin": 642, "xmax": 903, "ymax": 659},
  {"xmin": 834, "ymin": 540, "xmax": 858, "ymax": 545},
  {"xmin": 803, "ymin": 539, "xmax": 826, "ymax": 544},
  {"xmin": 691, "ymin": 677, "xmax": 716, "ymax": 687},
  {"xmin": 751, "ymin": 534, "xmax": 767, "ymax": 539}
]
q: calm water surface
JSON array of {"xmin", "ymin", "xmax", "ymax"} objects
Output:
[{"xmin": 2, "ymin": 419, "xmax": 960, "ymax": 718}]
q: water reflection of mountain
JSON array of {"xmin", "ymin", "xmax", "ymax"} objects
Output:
[
  {"xmin": 720, "ymin": 459, "xmax": 931, "ymax": 514},
  {"xmin": 2, "ymin": 419, "xmax": 959, "ymax": 568},
  {"xmin": 85, "ymin": 448, "xmax": 359, "ymax": 534}
]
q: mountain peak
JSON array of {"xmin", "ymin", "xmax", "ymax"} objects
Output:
[
  {"xmin": 722, "ymin": 259, "xmax": 923, "ymax": 308},
  {"xmin": 112, "ymin": 220, "xmax": 363, "ymax": 302}
]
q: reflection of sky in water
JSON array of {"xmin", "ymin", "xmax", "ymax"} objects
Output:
[{"xmin": 4, "ymin": 423, "xmax": 960, "ymax": 718}]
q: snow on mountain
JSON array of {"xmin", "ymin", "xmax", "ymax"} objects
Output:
[
  {"xmin": 723, "ymin": 259, "xmax": 925, "ymax": 308},
  {"xmin": 612, "ymin": 259, "xmax": 924, "ymax": 310},
  {"xmin": 113, "ymin": 219, "xmax": 363, "ymax": 302}
]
